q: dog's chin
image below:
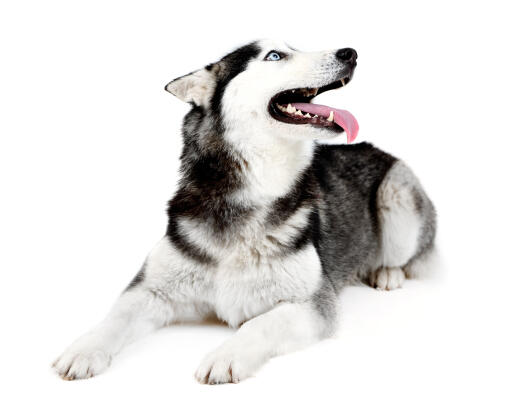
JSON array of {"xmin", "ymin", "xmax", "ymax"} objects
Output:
[{"xmin": 273, "ymin": 123, "xmax": 343, "ymax": 141}]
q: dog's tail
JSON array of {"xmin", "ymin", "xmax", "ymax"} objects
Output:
[{"xmin": 403, "ymin": 245, "xmax": 443, "ymax": 280}]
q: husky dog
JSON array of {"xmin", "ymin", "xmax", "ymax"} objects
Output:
[{"xmin": 53, "ymin": 40, "xmax": 436, "ymax": 384}]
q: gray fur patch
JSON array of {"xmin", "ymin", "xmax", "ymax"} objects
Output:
[{"xmin": 125, "ymin": 263, "xmax": 146, "ymax": 291}]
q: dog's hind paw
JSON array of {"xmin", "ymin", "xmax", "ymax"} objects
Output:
[{"xmin": 369, "ymin": 266, "xmax": 405, "ymax": 291}]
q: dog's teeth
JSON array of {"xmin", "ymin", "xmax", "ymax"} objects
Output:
[
  {"xmin": 305, "ymin": 113, "xmax": 311, "ymax": 118},
  {"xmin": 311, "ymin": 88, "xmax": 318, "ymax": 96},
  {"xmin": 341, "ymin": 78, "xmax": 345, "ymax": 86},
  {"xmin": 286, "ymin": 104, "xmax": 296, "ymax": 113},
  {"xmin": 314, "ymin": 114, "xmax": 318, "ymax": 118},
  {"xmin": 277, "ymin": 104, "xmax": 286, "ymax": 111},
  {"xmin": 327, "ymin": 111, "xmax": 334, "ymax": 122},
  {"xmin": 295, "ymin": 110, "xmax": 303, "ymax": 116}
]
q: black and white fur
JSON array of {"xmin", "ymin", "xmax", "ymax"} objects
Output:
[{"xmin": 53, "ymin": 39, "xmax": 436, "ymax": 384}]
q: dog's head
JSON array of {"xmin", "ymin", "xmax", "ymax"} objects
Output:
[{"xmin": 166, "ymin": 39, "xmax": 358, "ymax": 143}]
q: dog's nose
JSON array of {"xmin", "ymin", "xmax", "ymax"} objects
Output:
[{"xmin": 336, "ymin": 48, "xmax": 358, "ymax": 64}]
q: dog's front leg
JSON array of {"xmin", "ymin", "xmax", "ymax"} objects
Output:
[
  {"xmin": 52, "ymin": 237, "xmax": 202, "ymax": 380},
  {"xmin": 195, "ymin": 296, "xmax": 336, "ymax": 384},
  {"xmin": 52, "ymin": 286, "xmax": 175, "ymax": 380}
]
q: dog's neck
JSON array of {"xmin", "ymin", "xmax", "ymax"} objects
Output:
[
  {"xmin": 225, "ymin": 128, "xmax": 316, "ymax": 205},
  {"xmin": 170, "ymin": 124, "xmax": 316, "ymax": 236}
]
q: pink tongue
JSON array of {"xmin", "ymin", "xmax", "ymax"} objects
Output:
[{"xmin": 291, "ymin": 103, "xmax": 359, "ymax": 143}]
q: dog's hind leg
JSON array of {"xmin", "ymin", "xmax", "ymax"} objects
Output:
[{"xmin": 370, "ymin": 161, "xmax": 436, "ymax": 290}]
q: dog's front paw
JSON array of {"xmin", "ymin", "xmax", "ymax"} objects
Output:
[
  {"xmin": 369, "ymin": 266, "xmax": 405, "ymax": 290},
  {"xmin": 195, "ymin": 343, "xmax": 264, "ymax": 385},
  {"xmin": 52, "ymin": 336, "xmax": 112, "ymax": 380}
]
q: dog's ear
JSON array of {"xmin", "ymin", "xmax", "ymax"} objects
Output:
[{"xmin": 165, "ymin": 66, "xmax": 218, "ymax": 106}]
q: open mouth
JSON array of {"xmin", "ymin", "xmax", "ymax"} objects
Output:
[{"xmin": 268, "ymin": 77, "xmax": 359, "ymax": 142}]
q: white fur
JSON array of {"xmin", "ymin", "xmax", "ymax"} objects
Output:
[
  {"xmin": 222, "ymin": 40, "xmax": 344, "ymax": 142},
  {"xmin": 165, "ymin": 68, "xmax": 216, "ymax": 106},
  {"xmin": 219, "ymin": 41, "xmax": 347, "ymax": 211},
  {"xmin": 195, "ymin": 302, "xmax": 321, "ymax": 384},
  {"xmin": 369, "ymin": 267, "xmax": 405, "ymax": 290},
  {"xmin": 54, "ymin": 233, "xmax": 322, "ymax": 380},
  {"xmin": 178, "ymin": 205, "xmax": 312, "ymax": 261},
  {"xmin": 377, "ymin": 161, "xmax": 422, "ymax": 269},
  {"xmin": 53, "ymin": 41, "xmax": 348, "ymax": 382},
  {"xmin": 230, "ymin": 137, "xmax": 315, "ymax": 203},
  {"xmin": 53, "ymin": 41, "xmax": 427, "ymax": 383},
  {"xmin": 53, "ymin": 288, "xmax": 175, "ymax": 379},
  {"xmin": 404, "ymin": 246, "xmax": 440, "ymax": 279},
  {"xmin": 143, "ymin": 236, "xmax": 322, "ymax": 327}
]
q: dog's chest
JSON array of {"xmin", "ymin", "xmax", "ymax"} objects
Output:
[
  {"xmin": 146, "ymin": 207, "xmax": 322, "ymax": 327},
  {"xmin": 209, "ymin": 212, "xmax": 320, "ymax": 325},
  {"xmin": 209, "ymin": 242, "xmax": 321, "ymax": 326},
  {"xmin": 169, "ymin": 210, "xmax": 321, "ymax": 326}
]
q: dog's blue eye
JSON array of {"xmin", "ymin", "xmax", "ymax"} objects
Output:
[{"xmin": 265, "ymin": 51, "xmax": 281, "ymax": 61}]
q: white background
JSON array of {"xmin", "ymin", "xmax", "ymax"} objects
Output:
[{"xmin": 1, "ymin": 0, "xmax": 510, "ymax": 400}]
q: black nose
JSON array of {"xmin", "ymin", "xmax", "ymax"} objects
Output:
[{"xmin": 336, "ymin": 48, "xmax": 358, "ymax": 64}]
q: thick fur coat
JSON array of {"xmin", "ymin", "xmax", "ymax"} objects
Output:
[{"xmin": 53, "ymin": 40, "xmax": 436, "ymax": 384}]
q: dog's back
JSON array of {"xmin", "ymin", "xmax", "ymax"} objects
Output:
[{"xmin": 313, "ymin": 143, "xmax": 436, "ymax": 290}]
